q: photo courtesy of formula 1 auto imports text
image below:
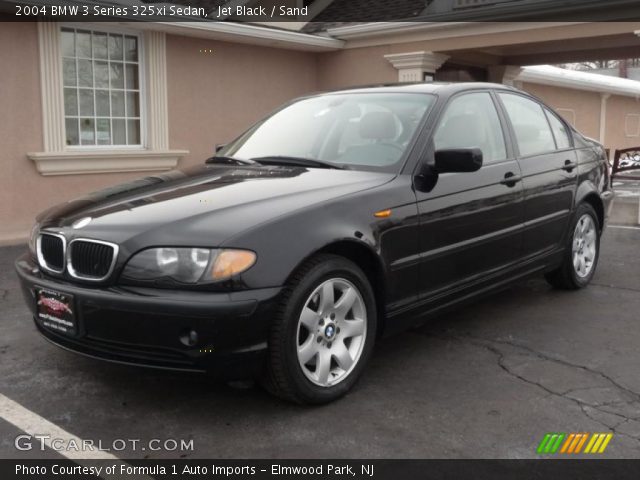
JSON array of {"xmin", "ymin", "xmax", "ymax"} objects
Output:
[{"xmin": 1, "ymin": 0, "xmax": 640, "ymax": 478}]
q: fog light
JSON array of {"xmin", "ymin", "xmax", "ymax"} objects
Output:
[{"xmin": 179, "ymin": 329, "xmax": 198, "ymax": 347}]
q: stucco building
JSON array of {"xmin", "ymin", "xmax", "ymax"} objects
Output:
[{"xmin": 2, "ymin": 19, "xmax": 640, "ymax": 243}]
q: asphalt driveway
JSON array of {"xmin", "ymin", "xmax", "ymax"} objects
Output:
[{"xmin": 1, "ymin": 224, "xmax": 639, "ymax": 459}]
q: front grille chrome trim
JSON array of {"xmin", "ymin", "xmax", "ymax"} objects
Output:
[
  {"xmin": 67, "ymin": 238, "xmax": 119, "ymax": 282},
  {"xmin": 36, "ymin": 232, "xmax": 66, "ymax": 274}
]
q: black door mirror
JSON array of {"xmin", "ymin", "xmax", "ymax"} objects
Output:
[
  {"xmin": 434, "ymin": 148, "xmax": 483, "ymax": 173},
  {"xmin": 215, "ymin": 143, "xmax": 226, "ymax": 153}
]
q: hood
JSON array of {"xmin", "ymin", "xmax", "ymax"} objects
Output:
[{"xmin": 38, "ymin": 164, "xmax": 394, "ymax": 250}]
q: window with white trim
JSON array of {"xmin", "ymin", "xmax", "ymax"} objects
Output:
[
  {"xmin": 29, "ymin": 23, "xmax": 186, "ymax": 176},
  {"xmin": 61, "ymin": 27, "xmax": 142, "ymax": 147}
]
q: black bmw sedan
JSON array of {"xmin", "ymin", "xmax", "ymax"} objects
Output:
[{"xmin": 16, "ymin": 83, "xmax": 613, "ymax": 404}]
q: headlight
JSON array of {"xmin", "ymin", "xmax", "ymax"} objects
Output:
[
  {"xmin": 120, "ymin": 248, "xmax": 256, "ymax": 285},
  {"xmin": 28, "ymin": 223, "xmax": 40, "ymax": 255}
]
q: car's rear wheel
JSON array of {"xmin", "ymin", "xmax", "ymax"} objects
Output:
[
  {"xmin": 545, "ymin": 202, "xmax": 601, "ymax": 290},
  {"xmin": 263, "ymin": 254, "xmax": 376, "ymax": 404}
]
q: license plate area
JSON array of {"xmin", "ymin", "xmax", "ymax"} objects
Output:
[{"xmin": 35, "ymin": 287, "xmax": 77, "ymax": 336}]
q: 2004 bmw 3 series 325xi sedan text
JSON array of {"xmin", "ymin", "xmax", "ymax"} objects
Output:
[{"xmin": 16, "ymin": 83, "xmax": 613, "ymax": 404}]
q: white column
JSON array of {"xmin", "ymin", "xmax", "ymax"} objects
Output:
[
  {"xmin": 599, "ymin": 93, "xmax": 610, "ymax": 145},
  {"xmin": 37, "ymin": 22, "xmax": 65, "ymax": 152},
  {"xmin": 384, "ymin": 51, "xmax": 449, "ymax": 83},
  {"xmin": 488, "ymin": 65, "xmax": 523, "ymax": 87},
  {"xmin": 144, "ymin": 31, "xmax": 169, "ymax": 150}
]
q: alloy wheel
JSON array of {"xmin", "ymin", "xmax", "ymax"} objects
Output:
[
  {"xmin": 572, "ymin": 213, "xmax": 597, "ymax": 278},
  {"xmin": 296, "ymin": 278, "xmax": 367, "ymax": 387}
]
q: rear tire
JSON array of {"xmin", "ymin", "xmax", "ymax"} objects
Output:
[
  {"xmin": 262, "ymin": 254, "xmax": 377, "ymax": 404},
  {"xmin": 545, "ymin": 203, "xmax": 600, "ymax": 290}
]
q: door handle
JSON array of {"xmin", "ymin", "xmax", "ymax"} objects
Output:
[
  {"xmin": 500, "ymin": 172, "xmax": 521, "ymax": 186},
  {"xmin": 562, "ymin": 160, "xmax": 577, "ymax": 172}
]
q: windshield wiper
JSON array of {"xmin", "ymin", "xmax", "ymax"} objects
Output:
[
  {"xmin": 250, "ymin": 156, "xmax": 345, "ymax": 170},
  {"xmin": 205, "ymin": 155, "xmax": 261, "ymax": 166}
]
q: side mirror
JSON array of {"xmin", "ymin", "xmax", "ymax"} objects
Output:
[
  {"xmin": 215, "ymin": 143, "xmax": 226, "ymax": 153},
  {"xmin": 434, "ymin": 148, "xmax": 483, "ymax": 173}
]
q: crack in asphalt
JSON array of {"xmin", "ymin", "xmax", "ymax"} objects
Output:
[
  {"xmin": 468, "ymin": 335, "xmax": 640, "ymax": 402},
  {"xmin": 415, "ymin": 330, "xmax": 640, "ymax": 444}
]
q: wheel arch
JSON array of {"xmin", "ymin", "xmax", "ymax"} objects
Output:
[
  {"xmin": 286, "ymin": 239, "xmax": 388, "ymax": 337},
  {"xmin": 579, "ymin": 191, "xmax": 605, "ymax": 232}
]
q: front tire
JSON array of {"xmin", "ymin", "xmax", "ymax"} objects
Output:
[
  {"xmin": 545, "ymin": 203, "xmax": 601, "ymax": 290},
  {"xmin": 263, "ymin": 254, "xmax": 377, "ymax": 404}
]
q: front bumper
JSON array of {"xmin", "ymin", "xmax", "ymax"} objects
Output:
[{"xmin": 15, "ymin": 254, "xmax": 280, "ymax": 378}]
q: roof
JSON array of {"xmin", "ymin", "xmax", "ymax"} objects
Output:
[
  {"xmin": 144, "ymin": 0, "xmax": 429, "ymax": 31},
  {"xmin": 316, "ymin": 68, "xmax": 640, "ymax": 101},
  {"xmin": 302, "ymin": 22, "xmax": 365, "ymax": 35},
  {"xmin": 519, "ymin": 65, "xmax": 640, "ymax": 98},
  {"xmin": 302, "ymin": 0, "xmax": 640, "ymax": 33},
  {"xmin": 321, "ymin": 82, "xmax": 517, "ymax": 96},
  {"xmin": 302, "ymin": 0, "xmax": 428, "ymax": 34}
]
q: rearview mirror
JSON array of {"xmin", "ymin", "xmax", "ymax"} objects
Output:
[{"xmin": 434, "ymin": 148, "xmax": 483, "ymax": 174}]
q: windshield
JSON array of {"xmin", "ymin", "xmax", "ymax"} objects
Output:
[{"xmin": 218, "ymin": 93, "xmax": 435, "ymax": 172}]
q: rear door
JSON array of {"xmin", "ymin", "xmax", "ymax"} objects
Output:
[
  {"xmin": 496, "ymin": 92, "xmax": 578, "ymax": 259},
  {"xmin": 414, "ymin": 90, "xmax": 524, "ymax": 299}
]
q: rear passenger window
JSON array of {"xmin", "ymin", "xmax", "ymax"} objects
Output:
[
  {"xmin": 544, "ymin": 108, "xmax": 572, "ymax": 149},
  {"xmin": 498, "ymin": 93, "xmax": 556, "ymax": 157},
  {"xmin": 433, "ymin": 92, "xmax": 506, "ymax": 164}
]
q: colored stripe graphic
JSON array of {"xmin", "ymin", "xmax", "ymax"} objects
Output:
[
  {"xmin": 584, "ymin": 433, "xmax": 614, "ymax": 454},
  {"xmin": 550, "ymin": 433, "xmax": 565, "ymax": 453},
  {"xmin": 568, "ymin": 433, "xmax": 582, "ymax": 453},
  {"xmin": 590, "ymin": 433, "xmax": 605, "ymax": 453},
  {"xmin": 584, "ymin": 433, "xmax": 599, "ymax": 453},
  {"xmin": 538, "ymin": 433, "xmax": 613, "ymax": 454},
  {"xmin": 537, "ymin": 433, "xmax": 566, "ymax": 454},
  {"xmin": 560, "ymin": 433, "xmax": 575, "ymax": 453},
  {"xmin": 574, "ymin": 433, "xmax": 588, "ymax": 453},
  {"xmin": 598, "ymin": 433, "xmax": 614, "ymax": 453},
  {"xmin": 537, "ymin": 433, "xmax": 552, "ymax": 454},
  {"xmin": 545, "ymin": 434, "xmax": 558, "ymax": 454}
]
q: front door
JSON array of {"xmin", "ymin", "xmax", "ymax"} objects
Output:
[{"xmin": 414, "ymin": 91, "xmax": 525, "ymax": 301}]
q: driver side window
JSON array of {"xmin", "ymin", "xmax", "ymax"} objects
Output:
[{"xmin": 434, "ymin": 92, "xmax": 507, "ymax": 164}]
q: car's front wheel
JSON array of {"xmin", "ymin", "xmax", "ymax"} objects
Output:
[
  {"xmin": 263, "ymin": 254, "xmax": 377, "ymax": 404},
  {"xmin": 545, "ymin": 202, "xmax": 601, "ymax": 289}
]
